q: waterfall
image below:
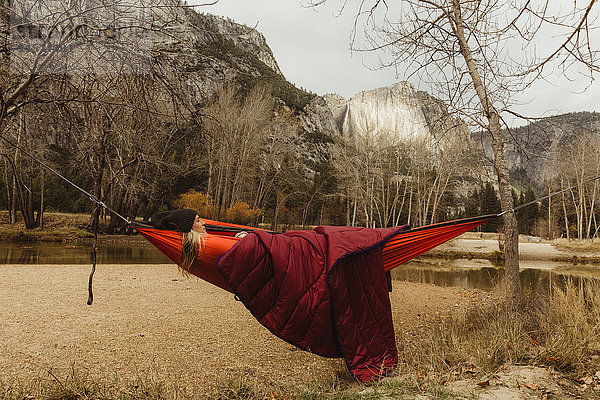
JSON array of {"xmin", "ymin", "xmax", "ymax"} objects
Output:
[{"xmin": 342, "ymin": 102, "xmax": 350, "ymax": 136}]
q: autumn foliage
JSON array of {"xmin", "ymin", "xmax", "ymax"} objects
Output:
[
  {"xmin": 173, "ymin": 190, "xmax": 218, "ymax": 219},
  {"xmin": 174, "ymin": 190, "xmax": 261, "ymax": 225}
]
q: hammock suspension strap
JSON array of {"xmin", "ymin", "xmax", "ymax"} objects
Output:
[
  {"xmin": 0, "ymin": 134, "xmax": 131, "ymax": 225},
  {"xmin": 497, "ymin": 175, "xmax": 600, "ymax": 217}
]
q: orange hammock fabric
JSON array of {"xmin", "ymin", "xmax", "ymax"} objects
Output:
[
  {"xmin": 133, "ymin": 215, "xmax": 495, "ymax": 291},
  {"xmin": 381, "ymin": 215, "xmax": 496, "ymax": 271}
]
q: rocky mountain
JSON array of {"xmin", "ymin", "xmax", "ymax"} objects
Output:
[
  {"xmin": 143, "ymin": 7, "xmax": 469, "ymax": 149},
  {"xmin": 165, "ymin": 10, "xmax": 467, "ymax": 143},
  {"xmin": 500, "ymin": 112, "xmax": 600, "ymax": 188},
  {"xmin": 167, "ymin": 8, "xmax": 600, "ymax": 192},
  {"xmin": 325, "ymin": 83, "xmax": 431, "ymax": 140},
  {"xmin": 171, "ymin": 10, "xmax": 311, "ymax": 107}
]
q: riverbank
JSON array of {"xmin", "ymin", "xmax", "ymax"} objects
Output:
[
  {"xmin": 0, "ymin": 211, "xmax": 93, "ymax": 242},
  {"xmin": 3, "ymin": 264, "xmax": 600, "ymax": 399},
  {"xmin": 429, "ymin": 232, "xmax": 600, "ymax": 264},
  {"xmin": 0, "ymin": 263, "xmax": 490, "ymax": 397}
]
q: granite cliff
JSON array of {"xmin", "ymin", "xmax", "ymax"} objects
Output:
[{"xmin": 323, "ymin": 82, "xmax": 468, "ymax": 142}]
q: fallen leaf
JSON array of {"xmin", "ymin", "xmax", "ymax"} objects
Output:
[{"xmin": 524, "ymin": 382, "xmax": 538, "ymax": 390}]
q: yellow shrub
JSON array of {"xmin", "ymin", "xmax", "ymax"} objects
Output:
[
  {"xmin": 173, "ymin": 190, "xmax": 217, "ymax": 219},
  {"xmin": 225, "ymin": 202, "xmax": 262, "ymax": 225}
]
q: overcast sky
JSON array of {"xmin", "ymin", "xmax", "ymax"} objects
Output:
[{"xmin": 192, "ymin": 1, "xmax": 599, "ymax": 125}]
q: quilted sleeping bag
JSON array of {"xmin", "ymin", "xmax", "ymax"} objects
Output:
[{"xmin": 217, "ymin": 225, "xmax": 408, "ymax": 383}]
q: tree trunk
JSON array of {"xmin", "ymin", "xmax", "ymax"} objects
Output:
[
  {"xmin": 3, "ymin": 158, "xmax": 11, "ymax": 220},
  {"xmin": 561, "ymin": 182, "xmax": 570, "ymax": 240},
  {"xmin": 452, "ymin": 0, "xmax": 519, "ymax": 306},
  {"xmin": 489, "ymin": 114, "xmax": 520, "ymax": 306},
  {"xmin": 547, "ymin": 185, "xmax": 551, "ymax": 239},
  {"xmin": 9, "ymin": 170, "xmax": 16, "ymax": 223},
  {"xmin": 38, "ymin": 167, "xmax": 44, "ymax": 229},
  {"xmin": 88, "ymin": 167, "xmax": 105, "ymax": 228},
  {"xmin": 10, "ymin": 146, "xmax": 18, "ymax": 223}
]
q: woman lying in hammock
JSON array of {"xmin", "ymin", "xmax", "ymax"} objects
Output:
[
  {"xmin": 147, "ymin": 208, "xmax": 247, "ymax": 292},
  {"xmin": 139, "ymin": 208, "xmax": 493, "ymax": 384}
]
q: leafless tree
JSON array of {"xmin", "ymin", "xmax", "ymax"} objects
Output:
[
  {"xmin": 201, "ymin": 84, "xmax": 299, "ymax": 220},
  {"xmin": 0, "ymin": 0, "xmax": 201, "ymax": 228},
  {"xmin": 549, "ymin": 130, "xmax": 600, "ymax": 240},
  {"xmin": 333, "ymin": 117, "xmax": 476, "ymax": 229},
  {"xmin": 310, "ymin": 0, "xmax": 599, "ymax": 307}
]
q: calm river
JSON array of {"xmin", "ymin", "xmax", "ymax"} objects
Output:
[{"xmin": 0, "ymin": 242, "xmax": 597, "ymax": 293}]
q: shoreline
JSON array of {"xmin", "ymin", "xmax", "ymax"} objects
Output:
[
  {"xmin": 2, "ymin": 209, "xmax": 600, "ymax": 265},
  {"xmin": 0, "ymin": 263, "xmax": 491, "ymax": 392}
]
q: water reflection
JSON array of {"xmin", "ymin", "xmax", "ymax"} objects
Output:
[
  {"xmin": 3, "ymin": 242, "xmax": 600, "ymax": 295},
  {"xmin": 391, "ymin": 258, "xmax": 600, "ymax": 294},
  {"xmin": 0, "ymin": 243, "xmax": 169, "ymax": 264}
]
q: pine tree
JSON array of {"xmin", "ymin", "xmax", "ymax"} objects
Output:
[
  {"xmin": 480, "ymin": 182, "xmax": 501, "ymax": 232},
  {"xmin": 464, "ymin": 188, "xmax": 480, "ymax": 218}
]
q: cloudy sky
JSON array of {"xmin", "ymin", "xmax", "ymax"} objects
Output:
[{"xmin": 192, "ymin": 1, "xmax": 599, "ymax": 125}]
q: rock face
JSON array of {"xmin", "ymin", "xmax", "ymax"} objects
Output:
[
  {"xmin": 300, "ymin": 96, "xmax": 340, "ymax": 139},
  {"xmin": 499, "ymin": 112, "xmax": 600, "ymax": 186},
  {"xmin": 185, "ymin": 12, "xmax": 282, "ymax": 76},
  {"xmin": 161, "ymin": 11, "xmax": 467, "ymax": 161},
  {"xmin": 335, "ymin": 83, "xmax": 431, "ymax": 140},
  {"xmin": 322, "ymin": 82, "xmax": 467, "ymax": 143},
  {"xmin": 156, "ymin": 7, "xmax": 600, "ymax": 193},
  {"xmin": 168, "ymin": 9, "xmax": 288, "ymax": 105}
]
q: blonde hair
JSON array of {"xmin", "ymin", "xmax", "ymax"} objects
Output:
[{"xmin": 179, "ymin": 230, "xmax": 206, "ymax": 274}]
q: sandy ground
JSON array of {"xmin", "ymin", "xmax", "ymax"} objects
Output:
[
  {"xmin": 0, "ymin": 263, "xmax": 491, "ymax": 393},
  {"xmin": 434, "ymin": 234, "xmax": 569, "ymax": 259}
]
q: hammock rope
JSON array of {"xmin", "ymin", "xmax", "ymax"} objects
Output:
[{"xmin": 498, "ymin": 174, "xmax": 600, "ymax": 216}]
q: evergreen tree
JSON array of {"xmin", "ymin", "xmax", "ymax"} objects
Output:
[
  {"xmin": 464, "ymin": 188, "xmax": 480, "ymax": 218},
  {"xmin": 480, "ymin": 182, "xmax": 501, "ymax": 232},
  {"xmin": 520, "ymin": 187, "xmax": 539, "ymax": 235}
]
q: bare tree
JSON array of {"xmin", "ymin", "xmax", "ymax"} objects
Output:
[
  {"xmin": 202, "ymin": 84, "xmax": 299, "ymax": 217},
  {"xmin": 549, "ymin": 129, "xmax": 600, "ymax": 240},
  {"xmin": 0, "ymin": 0, "xmax": 201, "ymax": 228},
  {"xmin": 310, "ymin": 0, "xmax": 599, "ymax": 307}
]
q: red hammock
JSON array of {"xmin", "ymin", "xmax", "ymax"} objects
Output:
[
  {"xmin": 381, "ymin": 215, "xmax": 496, "ymax": 271},
  {"xmin": 132, "ymin": 215, "xmax": 495, "ymax": 289}
]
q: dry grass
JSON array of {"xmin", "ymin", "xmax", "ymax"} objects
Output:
[
  {"xmin": 395, "ymin": 290, "xmax": 531, "ymax": 381},
  {"xmin": 533, "ymin": 280, "xmax": 600, "ymax": 372},
  {"xmin": 0, "ymin": 211, "xmax": 93, "ymax": 242},
  {"xmin": 392, "ymin": 279, "xmax": 600, "ymax": 389},
  {"xmin": 0, "ymin": 371, "xmax": 359, "ymax": 400},
  {"xmin": 553, "ymin": 238, "xmax": 600, "ymax": 254}
]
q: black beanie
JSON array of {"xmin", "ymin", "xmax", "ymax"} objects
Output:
[{"xmin": 150, "ymin": 209, "xmax": 198, "ymax": 232}]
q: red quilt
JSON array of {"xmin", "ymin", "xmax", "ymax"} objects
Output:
[{"xmin": 217, "ymin": 225, "xmax": 407, "ymax": 383}]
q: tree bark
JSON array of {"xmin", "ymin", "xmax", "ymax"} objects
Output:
[
  {"xmin": 38, "ymin": 167, "xmax": 44, "ymax": 229},
  {"xmin": 452, "ymin": 0, "xmax": 519, "ymax": 306},
  {"xmin": 3, "ymin": 158, "xmax": 11, "ymax": 219},
  {"xmin": 9, "ymin": 129, "xmax": 20, "ymax": 224}
]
